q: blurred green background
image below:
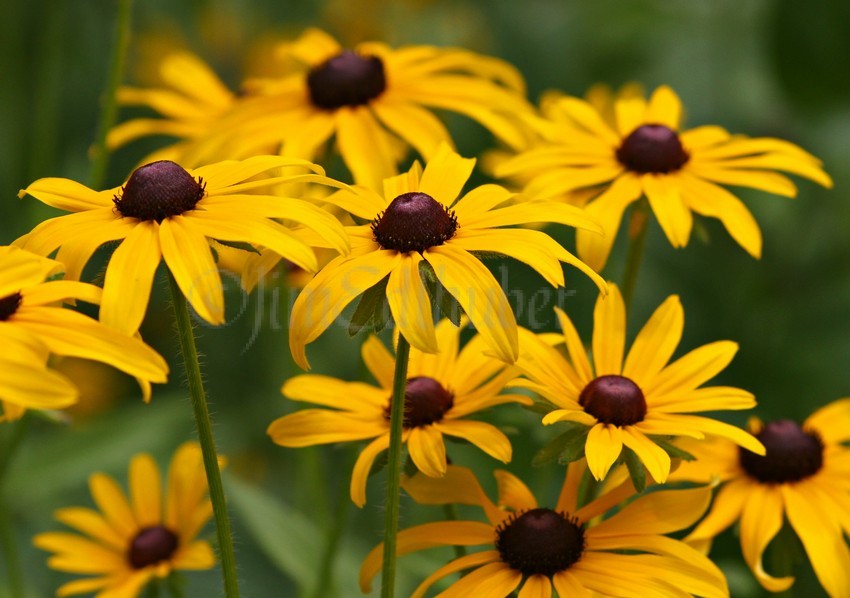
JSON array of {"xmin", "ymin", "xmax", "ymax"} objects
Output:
[{"xmin": 1, "ymin": 0, "xmax": 848, "ymax": 596}]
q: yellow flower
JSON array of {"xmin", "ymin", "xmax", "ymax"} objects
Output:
[
  {"xmin": 269, "ymin": 319, "xmax": 531, "ymax": 507},
  {"xmin": 34, "ymin": 443, "xmax": 217, "ymax": 597},
  {"xmin": 360, "ymin": 463, "xmax": 729, "ymax": 597},
  {"xmin": 107, "ymin": 51, "xmax": 237, "ymax": 166},
  {"xmin": 510, "ymin": 283, "xmax": 764, "ymax": 483},
  {"xmin": 111, "ymin": 28, "xmax": 533, "ymax": 188},
  {"xmin": 496, "ymin": 85, "xmax": 833, "ymax": 270},
  {"xmin": 288, "ymin": 143, "xmax": 605, "ymax": 369},
  {"xmin": 0, "ymin": 246, "xmax": 167, "ymax": 413},
  {"xmin": 19, "ymin": 155, "xmax": 349, "ymax": 334},
  {"xmin": 673, "ymin": 399, "xmax": 850, "ymax": 596}
]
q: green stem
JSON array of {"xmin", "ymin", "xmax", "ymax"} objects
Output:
[
  {"xmin": 620, "ymin": 201, "xmax": 650, "ymax": 311},
  {"xmin": 310, "ymin": 450, "xmax": 355, "ymax": 598},
  {"xmin": 0, "ymin": 505, "xmax": 23, "ymax": 598},
  {"xmin": 380, "ymin": 335, "xmax": 411, "ymax": 598},
  {"xmin": 0, "ymin": 415, "xmax": 30, "ymax": 598},
  {"xmin": 167, "ymin": 273, "xmax": 240, "ymax": 598},
  {"xmin": 88, "ymin": 0, "xmax": 133, "ymax": 189}
]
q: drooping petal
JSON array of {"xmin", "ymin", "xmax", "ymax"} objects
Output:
[
  {"xmin": 350, "ymin": 435, "xmax": 391, "ymax": 507},
  {"xmin": 407, "ymin": 426, "xmax": 448, "ymax": 477},
  {"xmin": 410, "ymin": 551, "xmax": 501, "ymax": 598},
  {"xmin": 386, "ymin": 253, "xmax": 438, "ymax": 354},
  {"xmin": 642, "ymin": 175, "xmax": 692, "ymax": 248},
  {"xmin": 267, "ymin": 410, "xmax": 385, "ymax": 447},
  {"xmin": 424, "ymin": 245, "xmax": 518, "ymax": 363},
  {"xmin": 593, "ymin": 484, "xmax": 711, "ymax": 537},
  {"xmin": 585, "ymin": 424, "xmax": 623, "ymax": 481},
  {"xmin": 435, "ymin": 420, "xmax": 512, "ymax": 464},
  {"xmin": 576, "ymin": 174, "xmax": 643, "ymax": 271},
  {"xmin": 517, "ymin": 574, "xmax": 552, "ymax": 598},
  {"xmin": 439, "ymin": 561, "xmax": 523, "ymax": 598},
  {"xmin": 492, "ymin": 469, "xmax": 537, "ymax": 511},
  {"xmin": 281, "ymin": 375, "xmax": 387, "ymax": 411},
  {"xmin": 99, "ymin": 221, "xmax": 162, "ymax": 335},
  {"xmin": 335, "ymin": 107, "xmax": 398, "ymax": 191},
  {"xmin": 620, "ymin": 427, "xmax": 672, "ymax": 483},
  {"xmin": 739, "ymin": 486, "xmax": 793, "ymax": 592},
  {"xmin": 401, "ymin": 466, "xmax": 502, "ymax": 524}
]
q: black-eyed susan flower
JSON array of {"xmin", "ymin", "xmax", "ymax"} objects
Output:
[
  {"xmin": 269, "ymin": 318, "xmax": 530, "ymax": 507},
  {"xmin": 107, "ymin": 51, "xmax": 237, "ymax": 166},
  {"xmin": 110, "ymin": 28, "xmax": 533, "ymax": 189},
  {"xmin": 18, "ymin": 155, "xmax": 349, "ymax": 334},
  {"xmin": 288, "ymin": 143, "xmax": 605, "ymax": 369},
  {"xmin": 496, "ymin": 85, "xmax": 833, "ymax": 271},
  {"xmin": 672, "ymin": 399, "xmax": 850, "ymax": 596},
  {"xmin": 360, "ymin": 463, "xmax": 729, "ymax": 597},
  {"xmin": 0, "ymin": 246, "xmax": 167, "ymax": 409},
  {"xmin": 510, "ymin": 283, "xmax": 764, "ymax": 484},
  {"xmin": 34, "ymin": 442, "xmax": 217, "ymax": 597}
]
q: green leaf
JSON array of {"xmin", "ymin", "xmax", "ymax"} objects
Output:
[
  {"xmin": 227, "ymin": 475, "xmax": 320, "ymax": 588},
  {"xmin": 529, "ymin": 422, "xmax": 589, "ymax": 467},
  {"xmin": 419, "ymin": 261, "xmax": 464, "ymax": 326},
  {"xmin": 650, "ymin": 437, "xmax": 696, "ymax": 462},
  {"xmin": 349, "ymin": 276, "xmax": 390, "ymax": 336},
  {"xmin": 623, "ymin": 447, "xmax": 647, "ymax": 493},
  {"xmin": 215, "ymin": 239, "xmax": 261, "ymax": 254}
]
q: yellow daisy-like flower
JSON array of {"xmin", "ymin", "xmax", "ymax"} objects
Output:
[
  {"xmin": 510, "ymin": 283, "xmax": 764, "ymax": 483},
  {"xmin": 269, "ymin": 318, "xmax": 531, "ymax": 507},
  {"xmin": 18, "ymin": 155, "xmax": 349, "ymax": 334},
  {"xmin": 0, "ymin": 246, "xmax": 167, "ymax": 413},
  {"xmin": 34, "ymin": 443, "xmax": 217, "ymax": 597},
  {"xmin": 360, "ymin": 463, "xmax": 728, "ymax": 597},
  {"xmin": 113, "ymin": 28, "xmax": 532, "ymax": 188},
  {"xmin": 672, "ymin": 399, "xmax": 850, "ymax": 596},
  {"xmin": 496, "ymin": 85, "xmax": 833, "ymax": 270},
  {"xmin": 288, "ymin": 143, "xmax": 605, "ymax": 369},
  {"xmin": 106, "ymin": 51, "xmax": 237, "ymax": 166}
]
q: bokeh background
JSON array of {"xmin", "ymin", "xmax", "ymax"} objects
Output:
[{"xmin": 1, "ymin": 0, "xmax": 848, "ymax": 596}]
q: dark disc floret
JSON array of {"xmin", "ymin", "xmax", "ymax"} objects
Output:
[
  {"xmin": 307, "ymin": 50, "xmax": 387, "ymax": 110},
  {"xmin": 113, "ymin": 160, "xmax": 206, "ymax": 222},
  {"xmin": 384, "ymin": 376, "xmax": 454, "ymax": 428},
  {"xmin": 739, "ymin": 419, "xmax": 824, "ymax": 484},
  {"xmin": 372, "ymin": 192, "xmax": 458, "ymax": 253},
  {"xmin": 127, "ymin": 525, "xmax": 179, "ymax": 569},
  {"xmin": 616, "ymin": 124, "xmax": 690, "ymax": 174},
  {"xmin": 496, "ymin": 508, "xmax": 585, "ymax": 576},
  {"xmin": 0, "ymin": 292, "xmax": 22, "ymax": 321},
  {"xmin": 579, "ymin": 375, "xmax": 647, "ymax": 426}
]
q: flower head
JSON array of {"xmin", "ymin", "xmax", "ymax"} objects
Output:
[
  {"xmin": 34, "ymin": 443, "xmax": 217, "ymax": 597},
  {"xmin": 673, "ymin": 399, "xmax": 850, "ymax": 596},
  {"xmin": 510, "ymin": 284, "xmax": 764, "ymax": 483},
  {"xmin": 360, "ymin": 463, "xmax": 728, "ymax": 597},
  {"xmin": 496, "ymin": 85, "xmax": 833, "ymax": 270},
  {"xmin": 288, "ymin": 143, "xmax": 605, "ymax": 369},
  {"xmin": 109, "ymin": 28, "xmax": 533, "ymax": 188},
  {"xmin": 19, "ymin": 155, "xmax": 349, "ymax": 334},
  {"xmin": 268, "ymin": 319, "xmax": 531, "ymax": 506},
  {"xmin": 0, "ymin": 246, "xmax": 167, "ymax": 412}
]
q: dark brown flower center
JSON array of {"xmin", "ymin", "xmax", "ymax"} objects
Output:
[
  {"xmin": 114, "ymin": 160, "xmax": 206, "ymax": 222},
  {"xmin": 739, "ymin": 420, "xmax": 824, "ymax": 484},
  {"xmin": 306, "ymin": 50, "xmax": 387, "ymax": 110},
  {"xmin": 616, "ymin": 124, "xmax": 690, "ymax": 173},
  {"xmin": 496, "ymin": 508, "xmax": 585, "ymax": 576},
  {"xmin": 372, "ymin": 192, "xmax": 458, "ymax": 253},
  {"xmin": 579, "ymin": 375, "xmax": 647, "ymax": 426},
  {"xmin": 0, "ymin": 292, "xmax": 22, "ymax": 321},
  {"xmin": 127, "ymin": 525, "xmax": 179, "ymax": 569},
  {"xmin": 384, "ymin": 376, "xmax": 454, "ymax": 428}
]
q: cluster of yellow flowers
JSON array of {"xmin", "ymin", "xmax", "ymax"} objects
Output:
[{"xmin": 4, "ymin": 24, "xmax": 848, "ymax": 598}]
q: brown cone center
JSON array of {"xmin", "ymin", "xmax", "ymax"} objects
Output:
[
  {"xmin": 739, "ymin": 419, "xmax": 824, "ymax": 484},
  {"xmin": 114, "ymin": 160, "xmax": 205, "ymax": 222},
  {"xmin": 496, "ymin": 508, "xmax": 585, "ymax": 576},
  {"xmin": 306, "ymin": 50, "xmax": 387, "ymax": 110},
  {"xmin": 384, "ymin": 376, "xmax": 454, "ymax": 428},
  {"xmin": 0, "ymin": 292, "xmax": 22, "ymax": 321},
  {"xmin": 579, "ymin": 375, "xmax": 647, "ymax": 426},
  {"xmin": 616, "ymin": 124, "xmax": 689, "ymax": 173},
  {"xmin": 127, "ymin": 525, "xmax": 179, "ymax": 569},
  {"xmin": 372, "ymin": 192, "xmax": 458, "ymax": 253}
]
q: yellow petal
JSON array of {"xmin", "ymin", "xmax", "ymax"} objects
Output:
[
  {"xmin": 517, "ymin": 574, "xmax": 552, "ymax": 598},
  {"xmin": 335, "ymin": 107, "xmax": 398, "ymax": 190},
  {"xmin": 439, "ymin": 561, "xmax": 522, "ymax": 598},
  {"xmin": 100, "ymin": 221, "xmax": 161, "ymax": 334},
  {"xmin": 53, "ymin": 507, "xmax": 124, "ymax": 551},
  {"xmin": 492, "ymin": 469, "xmax": 537, "ymax": 511},
  {"xmin": 19, "ymin": 177, "xmax": 112, "ymax": 211},
  {"xmin": 88, "ymin": 473, "xmax": 137, "ymax": 538},
  {"xmin": 740, "ymin": 486, "xmax": 793, "ymax": 592},
  {"xmin": 360, "ymin": 337, "xmax": 396, "ymax": 389},
  {"xmin": 407, "ymin": 426, "xmax": 448, "ymax": 477},
  {"xmin": 410, "ymin": 551, "xmax": 501, "ymax": 598},
  {"xmin": 350, "ymin": 435, "xmax": 391, "ymax": 507},
  {"xmin": 281, "ymin": 375, "xmax": 387, "ymax": 411},
  {"xmin": 401, "ymin": 465, "xmax": 502, "ymax": 524},
  {"xmin": 418, "ymin": 143, "xmax": 476, "ymax": 207},
  {"xmin": 621, "ymin": 427, "xmax": 671, "ymax": 483},
  {"xmin": 648, "ymin": 340, "xmax": 738, "ymax": 396},
  {"xmin": 585, "ymin": 424, "xmax": 623, "ymax": 481},
  {"xmin": 436, "ymin": 420, "xmax": 512, "ymax": 464},
  {"xmin": 622, "ymin": 294, "xmax": 683, "ymax": 387},
  {"xmin": 576, "ymin": 174, "xmax": 643, "ymax": 271},
  {"xmin": 373, "ymin": 100, "xmax": 452, "ymax": 162},
  {"xmin": 642, "ymin": 175, "xmax": 692, "ymax": 248},
  {"xmin": 552, "ymin": 570, "xmax": 591, "ymax": 597},
  {"xmin": 386, "ymin": 253, "xmax": 438, "ymax": 354},
  {"xmin": 424, "ymin": 245, "xmax": 518, "ymax": 363},
  {"xmin": 592, "ymin": 283, "xmax": 626, "ymax": 376},
  {"xmin": 0, "ymin": 246, "xmax": 63, "ymax": 298},
  {"xmin": 646, "ymin": 85, "xmax": 683, "ymax": 129},
  {"xmin": 267, "ymin": 410, "xmax": 385, "ymax": 447}
]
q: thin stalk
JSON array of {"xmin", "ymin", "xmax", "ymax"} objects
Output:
[
  {"xmin": 0, "ymin": 415, "xmax": 30, "ymax": 598},
  {"xmin": 380, "ymin": 335, "xmax": 411, "ymax": 598},
  {"xmin": 309, "ymin": 450, "xmax": 355, "ymax": 598},
  {"xmin": 88, "ymin": 0, "xmax": 134, "ymax": 189},
  {"xmin": 620, "ymin": 201, "xmax": 650, "ymax": 310},
  {"xmin": 167, "ymin": 272, "xmax": 240, "ymax": 597}
]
